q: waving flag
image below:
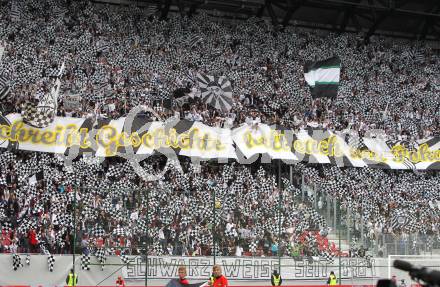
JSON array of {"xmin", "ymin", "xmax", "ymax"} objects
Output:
[
  {"xmin": 197, "ymin": 73, "xmax": 233, "ymax": 112},
  {"xmin": 22, "ymin": 62, "xmax": 65, "ymax": 128},
  {"xmin": 304, "ymin": 56, "xmax": 341, "ymax": 99}
]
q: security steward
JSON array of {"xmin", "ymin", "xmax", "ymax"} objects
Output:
[
  {"xmin": 271, "ymin": 270, "xmax": 282, "ymax": 286},
  {"xmin": 327, "ymin": 271, "xmax": 337, "ymax": 286},
  {"xmin": 66, "ymin": 268, "xmax": 78, "ymax": 287}
]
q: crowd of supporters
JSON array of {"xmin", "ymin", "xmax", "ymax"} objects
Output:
[
  {"xmin": 1, "ymin": 0, "xmax": 439, "ymax": 141},
  {"xmin": 0, "ymin": 150, "xmax": 439, "ymax": 258},
  {"xmin": 0, "ymin": 151, "xmax": 332, "ymax": 258},
  {"xmin": 0, "ymin": 0, "xmax": 439, "ymax": 259}
]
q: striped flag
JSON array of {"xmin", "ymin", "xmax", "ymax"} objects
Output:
[
  {"xmin": 97, "ymin": 43, "xmax": 110, "ymax": 53},
  {"xmin": 187, "ymin": 35, "xmax": 203, "ymax": 48},
  {"xmin": 145, "ymin": 4, "xmax": 158, "ymax": 16},
  {"xmin": 0, "ymin": 86, "xmax": 10, "ymax": 101},
  {"xmin": 183, "ymin": 70, "xmax": 195, "ymax": 84},
  {"xmin": 402, "ymin": 157, "xmax": 417, "ymax": 173},
  {"xmin": 0, "ymin": 76, "xmax": 7, "ymax": 88},
  {"xmin": 10, "ymin": 2, "xmax": 21, "ymax": 22},
  {"xmin": 0, "ymin": 43, "xmax": 4, "ymax": 63},
  {"xmin": 413, "ymin": 51, "xmax": 425, "ymax": 64},
  {"xmin": 98, "ymin": 82, "xmax": 108, "ymax": 92},
  {"xmin": 52, "ymin": 5, "xmax": 68, "ymax": 17},
  {"xmin": 304, "ymin": 56, "xmax": 341, "ymax": 99},
  {"xmin": 402, "ymin": 49, "xmax": 424, "ymax": 64}
]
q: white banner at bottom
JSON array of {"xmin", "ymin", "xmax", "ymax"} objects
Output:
[{"xmin": 121, "ymin": 256, "xmax": 381, "ymax": 280}]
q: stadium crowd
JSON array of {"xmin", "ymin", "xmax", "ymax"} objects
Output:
[
  {"xmin": 0, "ymin": 150, "xmax": 332, "ymax": 258},
  {"xmin": 0, "ymin": 0, "xmax": 439, "ymax": 260},
  {"xmin": 1, "ymin": 0, "xmax": 439, "ymax": 140},
  {"xmin": 0, "ymin": 150, "xmax": 439, "ymax": 259}
]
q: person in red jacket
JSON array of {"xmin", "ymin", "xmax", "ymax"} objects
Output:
[
  {"xmin": 28, "ymin": 229, "xmax": 38, "ymax": 253},
  {"xmin": 208, "ymin": 265, "xmax": 228, "ymax": 287},
  {"xmin": 178, "ymin": 265, "xmax": 189, "ymax": 285},
  {"xmin": 115, "ymin": 276, "xmax": 125, "ymax": 287}
]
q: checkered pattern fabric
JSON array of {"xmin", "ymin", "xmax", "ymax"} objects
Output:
[
  {"xmin": 81, "ymin": 254, "xmax": 90, "ymax": 270},
  {"xmin": 95, "ymin": 248, "xmax": 106, "ymax": 270},
  {"xmin": 119, "ymin": 254, "xmax": 130, "ymax": 265},
  {"xmin": 0, "ymin": 151, "xmax": 15, "ymax": 168},
  {"xmin": 21, "ymin": 101, "xmax": 55, "ymax": 128},
  {"xmin": 135, "ymin": 219, "xmax": 148, "ymax": 235},
  {"xmin": 321, "ymin": 251, "xmax": 335, "ymax": 264},
  {"xmin": 249, "ymin": 241, "xmax": 258, "ymax": 254},
  {"xmin": 47, "ymin": 255, "xmax": 55, "ymax": 272},
  {"xmin": 2, "ymin": 221, "xmax": 12, "ymax": 234},
  {"xmin": 112, "ymin": 226, "xmax": 126, "ymax": 237},
  {"xmin": 152, "ymin": 242, "xmax": 163, "ymax": 255},
  {"xmin": 12, "ymin": 254, "xmax": 23, "ymax": 271},
  {"xmin": 91, "ymin": 226, "xmax": 106, "ymax": 237}
]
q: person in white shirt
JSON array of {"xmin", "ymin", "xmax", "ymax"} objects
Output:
[
  {"xmin": 223, "ymin": 116, "xmax": 234, "ymax": 128},
  {"xmin": 226, "ymin": 222, "xmax": 234, "ymax": 233},
  {"xmin": 158, "ymin": 228, "xmax": 166, "ymax": 250},
  {"xmin": 184, "ymin": 112, "xmax": 193, "ymax": 121},
  {"xmin": 252, "ymin": 116, "xmax": 261, "ymax": 130},
  {"xmin": 130, "ymin": 211, "xmax": 138, "ymax": 221},
  {"xmin": 193, "ymin": 112, "xmax": 203, "ymax": 122},
  {"xmin": 235, "ymin": 245, "xmax": 243, "ymax": 257}
]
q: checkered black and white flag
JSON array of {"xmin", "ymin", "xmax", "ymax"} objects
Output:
[
  {"xmin": 12, "ymin": 254, "xmax": 23, "ymax": 271},
  {"xmin": 81, "ymin": 254, "xmax": 90, "ymax": 270},
  {"xmin": 119, "ymin": 254, "xmax": 131, "ymax": 265},
  {"xmin": 95, "ymin": 248, "xmax": 106, "ymax": 270},
  {"xmin": 391, "ymin": 210, "xmax": 410, "ymax": 230},
  {"xmin": 321, "ymin": 251, "xmax": 335, "ymax": 264},
  {"xmin": 21, "ymin": 62, "xmax": 64, "ymax": 128},
  {"xmin": 90, "ymin": 225, "xmax": 106, "ymax": 238},
  {"xmin": 113, "ymin": 226, "xmax": 126, "ymax": 237},
  {"xmin": 47, "ymin": 255, "xmax": 55, "ymax": 272},
  {"xmin": 249, "ymin": 241, "xmax": 257, "ymax": 254}
]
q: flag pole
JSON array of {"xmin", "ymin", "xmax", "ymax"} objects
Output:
[
  {"xmin": 72, "ymin": 185, "xmax": 78, "ymax": 287},
  {"xmin": 382, "ymin": 100, "xmax": 389, "ymax": 121},
  {"xmin": 145, "ymin": 188, "xmax": 149, "ymax": 287},
  {"xmin": 213, "ymin": 186, "xmax": 216, "ymax": 265}
]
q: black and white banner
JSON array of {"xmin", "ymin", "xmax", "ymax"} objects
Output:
[
  {"xmin": 1, "ymin": 113, "xmax": 440, "ymax": 170},
  {"xmin": 121, "ymin": 255, "xmax": 377, "ymax": 280}
]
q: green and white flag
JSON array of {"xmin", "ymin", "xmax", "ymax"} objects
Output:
[{"xmin": 304, "ymin": 56, "xmax": 341, "ymax": 99}]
